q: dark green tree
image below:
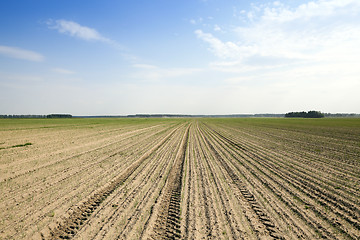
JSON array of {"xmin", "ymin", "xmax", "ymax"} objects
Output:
[{"xmin": 285, "ymin": 111, "xmax": 324, "ymax": 118}]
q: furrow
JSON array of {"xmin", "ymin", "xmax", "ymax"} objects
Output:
[
  {"xmin": 149, "ymin": 125, "xmax": 189, "ymax": 240},
  {"xmin": 86, "ymin": 125, "xmax": 185, "ymax": 239},
  {"xmin": 199, "ymin": 125, "xmax": 283, "ymax": 240},
  {"xmin": 42, "ymin": 125, "xmax": 180, "ymax": 240},
  {"xmin": 204, "ymin": 123, "xmax": 357, "ymax": 239},
  {"xmin": 209, "ymin": 124, "xmax": 360, "ymax": 238}
]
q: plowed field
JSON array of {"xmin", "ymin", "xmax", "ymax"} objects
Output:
[{"xmin": 1, "ymin": 118, "xmax": 359, "ymax": 239}]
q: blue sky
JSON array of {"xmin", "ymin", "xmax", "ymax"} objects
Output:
[{"xmin": 1, "ymin": 0, "xmax": 359, "ymax": 115}]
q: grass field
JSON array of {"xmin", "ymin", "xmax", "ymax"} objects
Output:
[{"xmin": 0, "ymin": 118, "xmax": 359, "ymax": 239}]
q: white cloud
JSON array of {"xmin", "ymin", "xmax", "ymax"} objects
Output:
[
  {"xmin": 189, "ymin": 17, "xmax": 203, "ymax": 25},
  {"xmin": 52, "ymin": 68, "xmax": 75, "ymax": 74},
  {"xmin": 191, "ymin": 0, "xmax": 360, "ymax": 113},
  {"xmin": 195, "ymin": 30, "xmax": 246, "ymax": 59},
  {"xmin": 0, "ymin": 45, "xmax": 44, "ymax": 62},
  {"xmin": 260, "ymin": 0, "xmax": 360, "ymax": 22},
  {"xmin": 196, "ymin": 0, "xmax": 360, "ymax": 72},
  {"xmin": 48, "ymin": 19, "xmax": 111, "ymax": 43},
  {"xmin": 214, "ymin": 24, "xmax": 221, "ymax": 31}
]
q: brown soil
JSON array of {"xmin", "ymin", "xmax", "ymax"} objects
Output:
[{"xmin": 1, "ymin": 119, "xmax": 359, "ymax": 240}]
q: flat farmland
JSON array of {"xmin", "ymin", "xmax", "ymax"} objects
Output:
[{"xmin": 0, "ymin": 118, "xmax": 359, "ymax": 239}]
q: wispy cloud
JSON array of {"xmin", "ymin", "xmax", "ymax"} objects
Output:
[
  {"xmin": 0, "ymin": 45, "xmax": 44, "ymax": 62},
  {"xmin": 213, "ymin": 24, "xmax": 222, "ymax": 32},
  {"xmin": 196, "ymin": 0, "xmax": 360, "ymax": 72},
  {"xmin": 52, "ymin": 67, "xmax": 75, "ymax": 74},
  {"xmin": 258, "ymin": 0, "xmax": 360, "ymax": 22},
  {"xmin": 189, "ymin": 17, "xmax": 203, "ymax": 25},
  {"xmin": 195, "ymin": 30, "xmax": 246, "ymax": 59},
  {"xmin": 47, "ymin": 19, "xmax": 112, "ymax": 43}
]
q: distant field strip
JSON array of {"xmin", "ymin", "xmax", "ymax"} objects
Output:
[{"xmin": 0, "ymin": 118, "xmax": 359, "ymax": 239}]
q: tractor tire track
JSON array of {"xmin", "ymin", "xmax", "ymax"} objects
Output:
[
  {"xmin": 207, "ymin": 123, "xmax": 359, "ymax": 239},
  {"xmin": 44, "ymin": 125, "xmax": 182, "ymax": 240},
  {"xmin": 149, "ymin": 125, "xmax": 189, "ymax": 240},
  {"xmin": 200, "ymin": 124, "xmax": 283, "ymax": 239}
]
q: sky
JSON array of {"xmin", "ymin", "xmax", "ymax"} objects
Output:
[{"xmin": 0, "ymin": 0, "xmax": 359, "ymax": 115}]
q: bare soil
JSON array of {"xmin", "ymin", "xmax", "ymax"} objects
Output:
[{"xmin": 1, "ymin": 118, "xmax": 359, "ymax": 239}]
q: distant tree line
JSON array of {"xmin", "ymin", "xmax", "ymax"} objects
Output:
[
  {"xmin": 0, "ymin": 114, "xmax": 72, "ymax": 118},
  {"xmin": 46, "ymin": 114, "xmax": 72, "ymax": 118},
  {"xmin": 285, "ymin": 111, "xmax": 324, "ymax": 118},
  {"xmin": 0, "ymin": 115, "xmax": 47, "ymax": 118},
  {"xmin": 324, "ymin": 113, "xmax": 360, "ymax": 118},
  {"xmin": 126, "ymin": 114, "xmax": 286, "ymax": 118},
  {"xmin": 2, "ymin": 113, "xmax": 359, "ymax": 119}
]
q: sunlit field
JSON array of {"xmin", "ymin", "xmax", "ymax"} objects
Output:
[{"xmin": 1, "ymin": 118, "xmax": 359, "ymax": 239}]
